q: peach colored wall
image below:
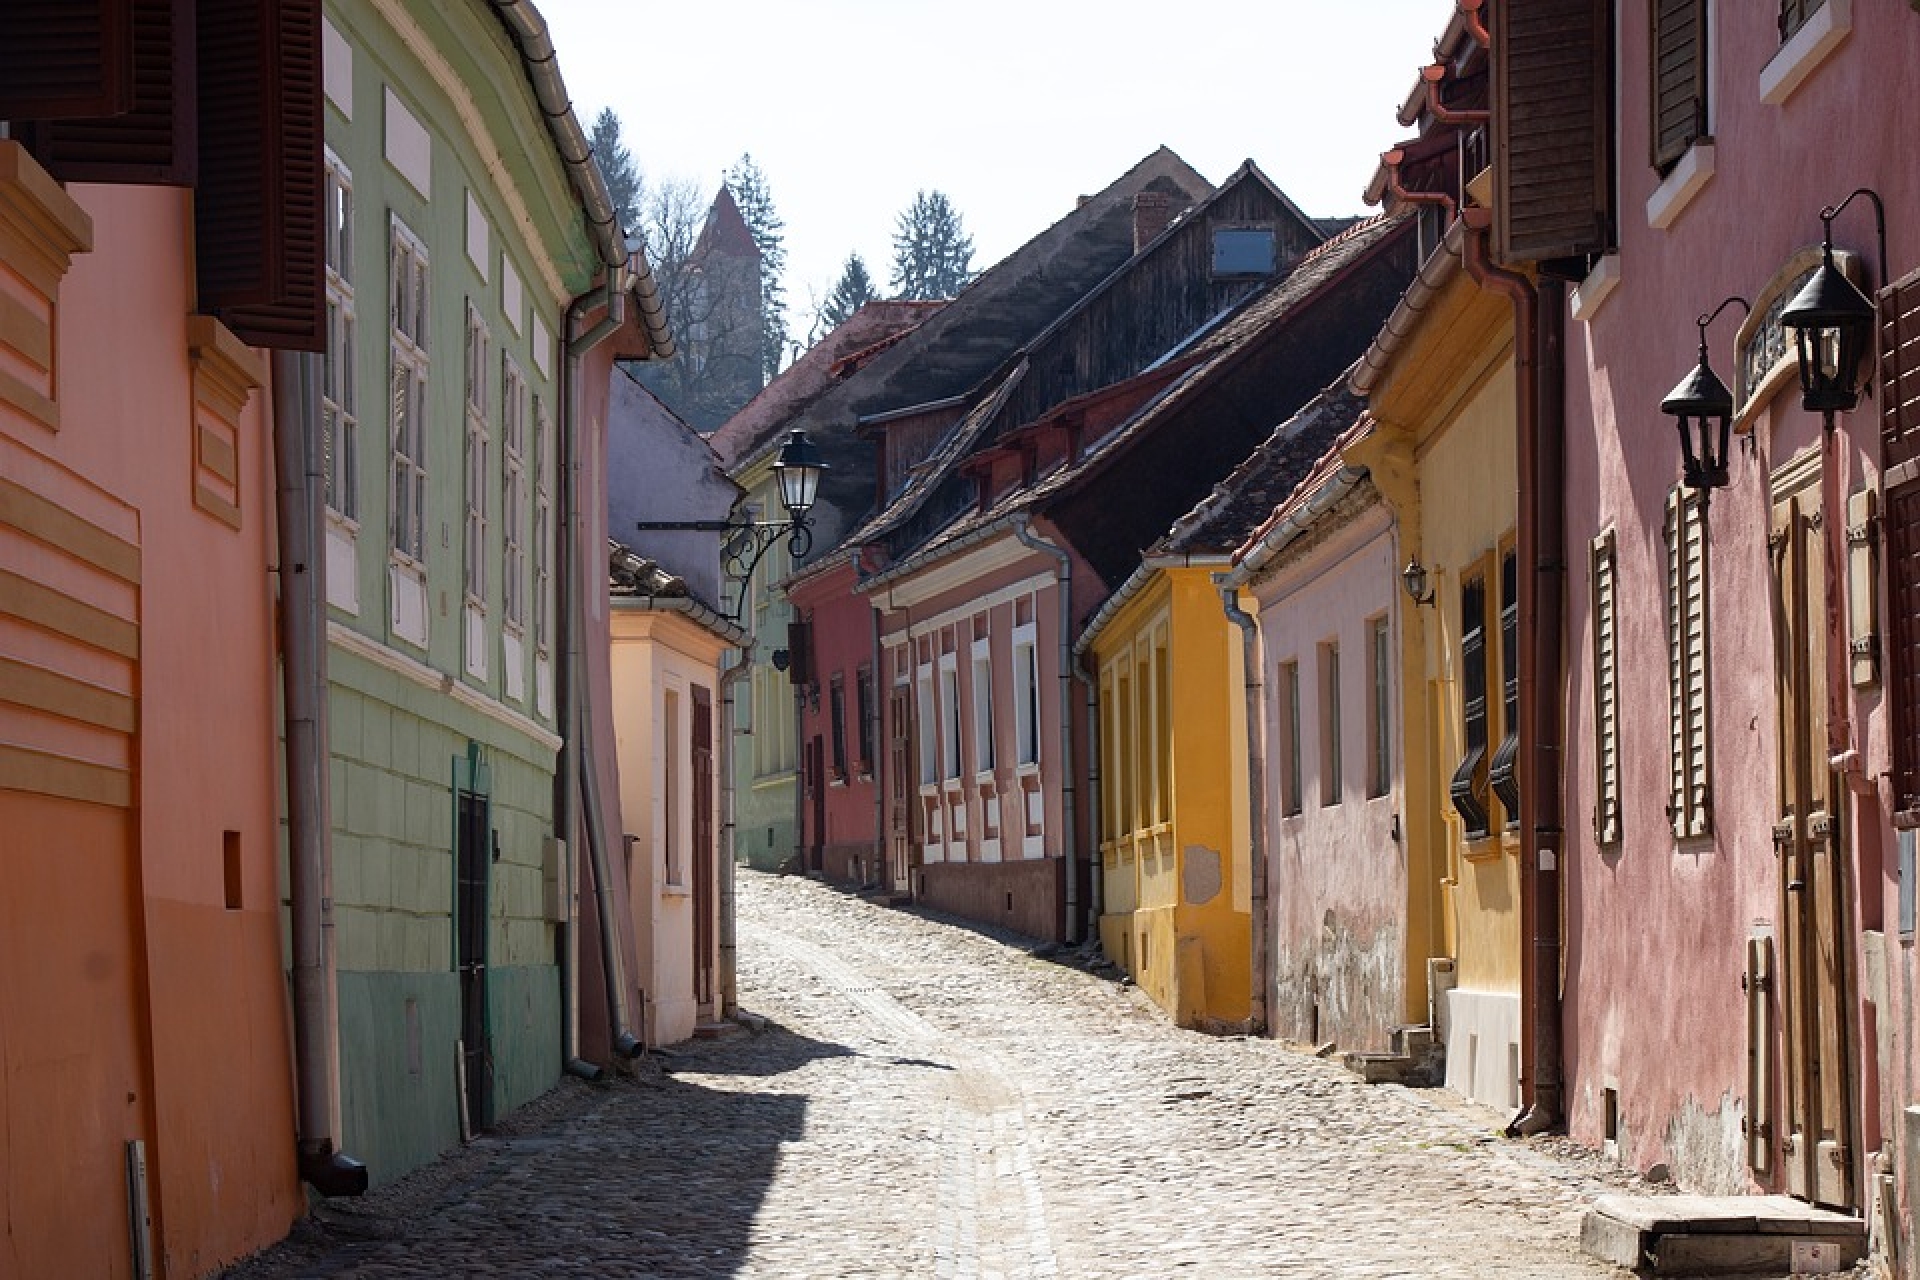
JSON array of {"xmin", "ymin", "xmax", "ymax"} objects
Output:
[{"xmin": 1, "ymin": 177, "xmax": 301, "ymax": 1275}]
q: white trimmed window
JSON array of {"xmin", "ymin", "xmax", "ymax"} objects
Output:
[
  {"xmin": 388, "ymin": 216, "xmax": 430, "ymax": 563},
  {"xmin": 322, "ymin": 153, "xmax": 358, "ymax": 521},
  {"xmin": 970, "ymin": 638, "xmax": 994, "ymax": 774},
  {"xmin": 463, "ymin": 303, "xmax": 491, "ymax": 605},
  {"xmin": 939, "ymin": 652, "xmax": 961, "ymax": 782},
  {"xmin": 1592, "ymin": 530, "xmax": 1622, "ymax": 845},
  {"xmin": 1320, "ymin": 641, "xmax": 1343, "ymax": 806},
  {"xmin": 1012, "ymin": 623, "xmax": 1039, "ymax": 767},
  {"xmin": 916, "ymin": 664, "xmax": 937, "ymax": 786},
  {"xmin": 501, "ymin": 354, "xmax": 527, "ymax": 632},
  {"xmin": 1367, "ymin": 615, "xmax": 1391, "ymax": 799},
  {"xmin": 533, "ymin": 396, "xmax": 554, "ymax": 653},
  {"xmin": 1666, "ymin": 487, "xmax": 1712, "ymax": 837}
]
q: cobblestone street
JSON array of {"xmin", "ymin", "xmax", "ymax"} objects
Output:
[{"xmin": 224, "ymin": 871, "xmax": 1665, "ymax": 1279}]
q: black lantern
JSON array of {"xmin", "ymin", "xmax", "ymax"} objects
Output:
[
  {"xmin": 632, "ymin": 427, "xmax": 831, "ymax": 620},
  {"xmin": 1659, "ymin": 297, "xmax": 1748, "ymax": 502},
  {"xmin": 1401, "ymin": 557, "xmax": 1434, "ymax": 607},
  {"xmin": 1780, "ymin": 187, "xmax": 1885, "ymax": 418}
]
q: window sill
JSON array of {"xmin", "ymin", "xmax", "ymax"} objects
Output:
[
  {"xmin": 1014, "ymin": 762, "xmax": 1041, "ymax": 779},
  {"xmin": 661, "ymin": 882, "xmax": 690, "ymax": 898},
  {"xmin": 1570, "ymin": 254, "xmax": 1622, "ymax": 324},
  {"xmin": 973, "ymin": 769, "xmax": 996, "ymax": 786},
  {"xmin": 1462, "ymin": 835, "xmax": 1504, "ymax": 863},
  {"xmin": 1761, "ymin": 0, "xmax": 1851, "ymax": 105},
  {"xmin": 1645, "ymin": 142, "xmax": 1715, "ymax": 231}
]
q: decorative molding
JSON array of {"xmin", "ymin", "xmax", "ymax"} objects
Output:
[
  {"xmin": 0, "ymin": 142, "xmax": 93, "ymax": 433},
  {"xmin": 328, "ymin": 619, "xmax": 562, "ymax": 751},
  {"xmin": 187, "ymin": 316, "xmax": 264, "ymax": 530}
]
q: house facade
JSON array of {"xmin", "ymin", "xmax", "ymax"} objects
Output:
[
  {"xmin": 1526, "ymin": 0, "xmax": 1920, "ymax": 1239},
  {"xmin": 317, "ymin": 0, "xmax": 668, "ymax": 1182},
  {"xmin": 788, "ymin": 552, "xmax": 885, "ymax": 884}
]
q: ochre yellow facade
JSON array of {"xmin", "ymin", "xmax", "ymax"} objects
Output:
[
  {"xmin": 1091, "ymin": 566, "xmax": 1250, "ymax": 1029},
  {"xmin": 1350, "ymin": 263, "xmax": 1523, "ymax": 1108}
]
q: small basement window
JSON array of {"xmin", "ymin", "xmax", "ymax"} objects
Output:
[{"xmin": 1212, "ymin": 227, "xmax": 1276, "ymax": 277}]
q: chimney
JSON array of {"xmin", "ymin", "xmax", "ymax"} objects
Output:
[{"xmin": 1133, "ymin": 192, "xmax": 1174, "ymax": 252}]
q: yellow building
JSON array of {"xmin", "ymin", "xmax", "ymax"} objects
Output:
[
  {"xmin": 1348, "ymin": 217, "xmax": 1524, "ymax": 1110},
  {"xmin": 1083, "ymin": 566, "xmax": 1250, "ymax": 1030}
]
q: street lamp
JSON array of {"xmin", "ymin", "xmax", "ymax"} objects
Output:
[
  {"xmin": 1780, "ymin": 187, "xmax": 1886, "ymax": 419},
  {"xmin": 1659, "ymin": 295, "xmax": 1749, "ymax": 506},
  {"xmin": 1401, "ymin": 557, "xmax": 1435, "ymax": 607},
  {"xmin": 632, "ymin": 428, "xmax": 830, "ymax": 620}
]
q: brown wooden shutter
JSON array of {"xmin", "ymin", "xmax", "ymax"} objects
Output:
[
  {"xmin": 1490, "ymin": 548, "xmax": 1522, "ymax": 823},
  {"xmin": 194, "ymin": 0, "xmax": 324, "ymax": 351},
  {"xmin": 1651, "ymin": 0, "xmax": 1709, "ymax": 172},
  {"xmin": 0, "ymin": 0, "xmax": 134, "ymax": 121},
  {"xmin": 1883, "ymin": 271, "xmax": 1920, "ymax": 473},
  {"xmin": 1451, "ymin": 575, "xmax": 1492, "ymax": 840},
  {"xmin": 1492, "ymin": 0, "xmax": 1616, "ymax": 264},
  {"xmin": 20, "ymin": 0, "xmax": 194, "ymax": 185}
]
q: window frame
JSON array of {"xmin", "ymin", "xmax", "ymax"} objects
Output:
[
  {"xmin": 322, "ymin": 150, "xmax": 358, "ymax": 523},
  {"xmin": 1319, "ymin": 640, "xmax": 1343, "ymax": 808},
  {"xmin": 1367, "ymin": 615, "xmax": 1392, "ymax": 800},
  {"xmin": 1650, "ymin": 0, "xmax": 1710, "ymax": 174},
  {"xmin": 387, "ymin": 215, "xmax": 430, "ymax": 566},
  {"xmin": 500, "ymin": 352, "xmax": 527, "ymax": 634}
]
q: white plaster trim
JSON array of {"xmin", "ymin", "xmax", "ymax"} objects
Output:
[
  {"xmin": 895, "ymin": 572, "xmax": 1055, "ymax": 642},
  {"xmin": 1760, "ymin": 0, "xmax": 1851, "ymax": 105},
  {"xmin": 532, "ymin": 314, "xmax": 553, "ymax": 379},
  {"xmin": 1570, "ymin": 253, "xmax": 1622, "ymax": 324},
  {"xmin": 329, "ymin": 619, "xmax": 563, "ymax": 751},
  {"xmin": 389, "ymin": 558, "xmax": 429, "ymax": 648},
  {"xmin": 502, "ymin": 629, "xmax": 526, "ymax": 703},
  {"xmin": 321, "ymin": 16, "xmax": 353, "ymax": 118},
  {"xmin": 1645, "ymin": 143, "xmax": 1715, "ymax": 231},
  {"xmin": 324, "ymin": 516, "xmax": 360, "ymax": 614},
  {"xmin": 465, "ymin": 191, "xmax": 490, "ymax": 280},
  {"xmin": 875, "ymin": 534, "xmax": 1036, "ymax": 612},
  {"xmin": 383, "ymin": 87, "xmax": 432, "ymax": 201},
  {"xmin": 368, "ymin": 0, "xmax": 568, "ymax": 307}
]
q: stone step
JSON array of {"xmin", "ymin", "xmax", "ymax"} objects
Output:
[{"xmin": 1581, "ymin": 1194, "xmax": 1866, "ymax": 1275}]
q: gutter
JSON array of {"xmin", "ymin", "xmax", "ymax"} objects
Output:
[
  {"xmin": 1351, "ymin": 218, "xmax": 1467, "ymax": 397},
  {"xmin": 611, "ymin": 591, "xmax": 750, "ymax": 649},
  {"xmin": 1461, "ymin": 206, "xmax": 1563, "ymax": 1136},
  {"xmin": 1012, "ymin": 516, "xmax": 1083, "ymax": 943},
  {"xmin": 271, "ymin": 350, "xmax": 368, "ymax": 1195},
  {"xmin": 488, "ymin": 0, "xmax": 672, "ymax": 359}
]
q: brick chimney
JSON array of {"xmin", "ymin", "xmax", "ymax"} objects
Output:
[{"xmin": 1133, "ymin": 192, "xmax": 1174, "ymax": 252}]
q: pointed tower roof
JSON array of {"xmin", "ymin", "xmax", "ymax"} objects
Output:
[{"xmin": 694, "ymin": 184, "xmax": 761, "ymax": 261}]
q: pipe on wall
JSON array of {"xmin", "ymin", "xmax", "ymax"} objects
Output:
[
  {"xmin": 1013, "ymin": 516, "xmax": 1082, "ymax": 942},
  {"xmin": 1462, "ymin": 207, "xmax": 1563, "ymax": 1135},
  {"xmin": 270, "ymin": 349, "xmax": 367, "ymax": 1196},
  {"xmin": 1216, "ymin": 582, "xmax": 1269, "ymax": 1036}
]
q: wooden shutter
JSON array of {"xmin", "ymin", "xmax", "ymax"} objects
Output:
[
  {"xmin": 19, "ymin": 0, "xmax": 194, "ymax": 185},
  {"xmin": 1667, "ymin": 488, "xmax": 1713, "ymax": 837},
  {"xmin": 1779, "ymin": 0, "xmax": 1824, "ymax": 41},
  {"xmin": 194, "ymin": 0, "xmax": 324, "ymax": 351},
  {"xmin": 1886, "ymin": 270, "xmax": 1920, "ymax": 817},
  {"xmin": 1451, "ymin": 576, "xmax": 1492, "ymax": 840},
  {"xmin": 1592, "ymin": 531, "xmax": 1622, "ymax": 844},
  {"xmin": 1651, "ymin": 0, "xmax": 1709, "ymax": 172},
  {"xmin": 1490, "ymin": 549, "xmax": 1522, "ymax": 822},
  {"xmin": 0, "ymin": 0, "xmax": 134, "ymax": 121},
  {"xmin": 1492, "ymin": 0, "xmax": 1616, "ymax": 264},
  {"xmin": 1883, "ymin": 271, "xmax": 1920, "ymax": 474}
]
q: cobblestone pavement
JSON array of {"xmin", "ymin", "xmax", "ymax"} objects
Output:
[{"xmin": 224, "ymin": 871, "xmax": 1709, "ymax": 1279}]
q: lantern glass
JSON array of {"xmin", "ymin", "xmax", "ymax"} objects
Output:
[
  {"xmin": 773, "ymin": 430, "xmax": 827, "ymax": 518},
  {"xmin": 1781, "ymin": 251, "xmax": 1876, "ymax": 413}
]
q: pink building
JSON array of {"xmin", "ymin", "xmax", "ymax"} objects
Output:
[{"xmin": 1545, "ymin": 0, "xmax": 1920, "ymax": 1246}]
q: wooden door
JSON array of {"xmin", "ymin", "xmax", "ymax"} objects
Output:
[
  {"xmin": 1768, "ymin": 474, "xmax": 1855, "ymax": 1209},
  {"xmin": 888, "ymin": 683, "xmax": 913, "ymax": 890},
  {"xmin": 806, "ymin": 735, "xmax": 826, "ymax": 873},
  {"xmin": 691, "ymin": 687, "xmax": 715, "ymax": 1008}
]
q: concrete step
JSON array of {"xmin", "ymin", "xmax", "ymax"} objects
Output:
[{"xmin": 1581, "ymin": 1194, "xmax": 1866, "ymax": 1275}]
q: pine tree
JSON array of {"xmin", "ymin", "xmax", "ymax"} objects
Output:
[
  {"xmin": 725, "ymin": 153, "xmax": 790, "ymax": 382},
  {"xmin": 820, "ymin": 253, "xmax": 878, "ymax": 331},
  {"xmin": 890, "ymin": 190, "xmax": 974, "ymax": 301},
  {"xmin": 588, "ymin": 108, "xmax": 640, "ymax": 236}
]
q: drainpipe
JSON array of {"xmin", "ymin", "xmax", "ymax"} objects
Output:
[
  {"xmin": 1217, "ymin": 581, "xmax": 1269, "ymax": 1036},
  {"xmin": 1013, "ymin": 516, "xmax": 1081, "ymax": 942},
  {"xmin": 1072, "ymin": 655, "xmax": 1103, "ymax": 927},
  {"xmin": 562, "ymin": 278, "xmax": 642, "ymax": 1062},
  {"xmin": 1383, "ymin": 149, "xmax": 1457, "ymax": 223},
  {"xmin": 1462, "ymin": 207, "xmax": 1563, "ymax": 1135},
  {"xmin": 1456, "ymin": 0, "xmax": 1490, "ymax": 47},
  {"xmin": 271, "ymin": 349, "xmax": 367, "ymax": 1196},
  {"xmin": 1420, "ymin": 64, "xmax": 1489, "ymax": 127}
]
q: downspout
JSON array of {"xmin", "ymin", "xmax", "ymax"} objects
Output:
[
  {"xmin": 1217, "ymin": 582, "xmax": 1269, "ymax": 1036},
  {"xmin": 271, "ymin": 349, "xmax": 367, "ymax": 1195},
  {"xmin": 562, "ymin": 279, "xmax": 642, "ymax": 1062},
  {"xmin": 1383, "ymin": 149, "xmax": 1457, "ymax": 223},
  {"xmin": 1013, "ymin": 516, "xmax": 1082, "ymax": 942},
  {"xmin": 1072, "ymin": 654, "xmax": 1103, "ymax": 928},
  {"xmin": 1420, "ymin": 64, "xmax": 1489, "ymax": 127},
  {"xmin": 1462, "ymin": 207, "xmax": 1563, "ymax": 1135},
  {"xmin": 718, "ymin": 652, "xmax": 748, "ymax": 1015}
]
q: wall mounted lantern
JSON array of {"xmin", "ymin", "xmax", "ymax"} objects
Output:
[
  {"xmin": 1659, "ymin": 295, "xmax": 1749, "ymax": 507},
  {"xmin": 1402, "ymin": 557, "xmax": 1435, "ymax": 607},
  {"xmin": 1780, "ymin": 187, "xmax": 1886, "ymax": 419},
  {"xmin": 632, "ymin": 428, "xmax": 830, "ymax": 621}
]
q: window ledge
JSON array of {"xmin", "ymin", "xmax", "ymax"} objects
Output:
[
  {"xmin": 661, "ymin": 882, "xmax": 690, "ymax": 898},
  {"xmin": 1015, "ymin": 762, "xmax": 1041, "ymax": 778},
  {"xmin": 1646, "ymin": 142, "xmax": 1716, "ymax": 231},
  {"xmin": 1761, "ymin": 0, "xmax": 1851, "ymax": 105},
  {"xmin": 1570, "ymin": 254, "xmax": 1622, "ymax": 323},
  {"xmin": 1462, "ymin": 835, "xmax": 1504, "ymax": 863}
]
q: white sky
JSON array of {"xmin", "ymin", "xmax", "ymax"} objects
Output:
[{"xmin": 539, "ymin": 0, "xmax": 1451, "ymax": 345}]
